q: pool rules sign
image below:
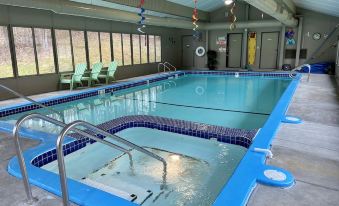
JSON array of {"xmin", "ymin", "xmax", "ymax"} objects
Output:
[{"xmin": 217, "ymin": 36, "xmax": 226, "ymax": 52}]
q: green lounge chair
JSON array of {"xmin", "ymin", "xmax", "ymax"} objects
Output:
[
  {"xmin": 98, "ymin": 61, "xmax": 118, "ymax": 84},
  {"xmin": 82, "ymin": 62, "xmax": 104, "ymax": 87},
  {"xmin": 59, "ymin": 63, "xmax": 87, "ymax": 90}
]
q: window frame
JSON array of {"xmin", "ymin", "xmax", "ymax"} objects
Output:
[
  {"xmin": 122, "ymin": 33, "xmax": 132, "ymax": 66},
  {"xmin": 112, "ymin": 32, "xmax": 124, "ymax": 66},
  {"xmin": 139, "ymin": 34, "xmax": 149, "ymax": 65},
  {"xmin": 70, "ymin": 29, "xmax": 87, "ymax": 68},
  {"xmin": 0, "ymin": 24, "xmax": 163, "ymax": 79},
  {"xmin": 86, "ymin": 30, "xmax": 101, "ymax": 68},
  {"xmin": 155, "ymin": 35, "xmax": 162, "ymax": 63},
  {"xmin": 99, "ymin": 31, "xmax": 112, "ymax": 67},
  {"xmin": 132, "ymin": 33, "xmax": 141, "ymax": 65},
  {"xmin": 33, "ymin": 27, "xmax": 57, "ymax": 75},
  {"xmin": 0, "ymin": 25, "xmax": 15, "ymax": 79},
  {"xmin": 12, "ymin": 26, "xmax": 39, "ymax": 77},
  {"xmin": 54, "ymin": 29, "xmax": 74, "ymax": 73}
]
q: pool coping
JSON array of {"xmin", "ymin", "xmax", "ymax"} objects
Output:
[
  {"xmin": 30, "ymin": 115, "xmax": 258, "ymax": 168},
  {"xmin": 2, "ymin": 70, "xmax": 301, "ymax": 206}
]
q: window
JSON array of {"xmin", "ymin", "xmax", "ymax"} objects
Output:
[
  {"xmin": 0, "ymin": 26, "xmax": 13, "ymax": 78},
  {"xmin": 55, "ymin": 30, "xmax": 73, "ymax": 72},
  {"xmin": 34, "ymin": 28, "xmax": 55, "ymax": 74},
  {"xmin": 112, "ymin": 33, "xmax": 123, "ymax": 66},
  {"xmin": 122, "ymin": 34, "xmax": 132, "ymax": 65},
  {"xmin": 140, "ymin": 34, "xmax": 148, "ymax": 64},
  {"xmin": 155, "ymin": 36, "xmax": 161, "ymax": 62},
  {"xmin": 13, "ymin": 27, "xmax": 37, "ymax": 76},
  {"xmin": 87, "ymin": 31, "xmax": 100, "ymax": 67},
  {"xmin": 132, "ymin": 34, "xmax": 140, "ymax": 64},
  {"xmin": 71, "ymin": 30, "xmax": 86, "ymax": 66},
  {"xmin": 100, "ymin": 32, "xmax": 111, "ymax": 67},
  {"xmin": 148, "ymin": 35, "xmax": 155, "ymax": 63}
]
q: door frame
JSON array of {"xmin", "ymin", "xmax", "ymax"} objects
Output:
[
  {"xmin": 226, "ymin": 33, "xmax": 243, "ymax": 68},
  {"xmin": 259, "ymin": 31, "xmax": 280, "ymax": 69},
  {"xmin": 181, "ymin": 35, "xmax": 195, "ymax": 68}
]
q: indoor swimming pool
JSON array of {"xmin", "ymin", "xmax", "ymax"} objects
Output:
[
  {"xmin": 1, "ymin": 71, "xmax": 300, "ymax": 206},
  {"xmin": 1, "ymin": 73, "xmax": 291, "ymax": 131}
]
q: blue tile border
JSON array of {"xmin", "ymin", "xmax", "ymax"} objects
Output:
[
  {"xmin": 0, "ymin": 70, "xmax": 293, "ymax": 118},
  {"xmin": 31, "ymin": 115, "xmax": 258, "ymax": 168}
]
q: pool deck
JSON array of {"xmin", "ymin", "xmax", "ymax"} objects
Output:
[
  {"xmin": 248, "ymin": 74, "xmax": 339, "ymax": 205},
  {"xmin": 0, "ymin": 73, "xmax": 338, "ymax": 205}
]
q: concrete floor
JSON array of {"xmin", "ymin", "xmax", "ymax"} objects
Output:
[
  {"xmin": 248, "ymin": 74, "xmax": 339, "ymax": 206},
  {"xmin": 0, "ymin": 132, "xmax": 66, "ymax": 206},
  {"xmin": 0, "ymin": 74, "xmax": 338, "ymax": 206}
]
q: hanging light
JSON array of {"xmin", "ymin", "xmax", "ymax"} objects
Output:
[{"xmin": 224, "ymin": 0, "xmax": 234, "ymax": 5}]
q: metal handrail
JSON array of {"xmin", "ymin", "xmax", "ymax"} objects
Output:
[
  {"xmin": 157, "ymin": 63, "xmax": 165, "ymax": 73},
  {"xmin": 13, "ymin": 113, "xmax": 133, "ymax": 204},
  {"xmin": 57, "ymin": 120, "xmax": 167, "ymax": 206},
  {"xmin": 0, "ymin": 84, "xmax": 65, "ymax": 123},
  {"xmin": 158, "ymin": 62, "xmax": 177, "ymax": 73},
  {"xmin": 163, "ymin": 62, "xmax": 177, "ymax": 71},
  {"xmin": 291, "ymin": 64, "xmax": 311, "ymax": 82}
]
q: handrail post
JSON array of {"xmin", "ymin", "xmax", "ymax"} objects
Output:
[
  {"xmin": 56, "ymin": 120, "xmax": 168, "ymax": 206},
  {"xmin": 13, "ymin": 116, "xmax": 37, "ymax": 204},
  {"xmin": 163, "ymin": 62, "xmax": 177, "ymax": 71},
  {"xmin": 12, "ymin": 113, "xmax": 134, "ymax": 206}
]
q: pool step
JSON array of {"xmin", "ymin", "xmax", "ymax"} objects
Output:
[{"xmin": 81, "ymin": 178, "xmax": 153, "ymax": 204}]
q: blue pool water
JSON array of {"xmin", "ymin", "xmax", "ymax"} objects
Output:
[
  {"xmin": 1, "ymin": 75, "xmax": 291, "ymax": 130},
  {"xmin": 3, "ymin": 73, "xmax": 294, "ymax": 206},
  {"xmin": 42, "ymin": 127, "xmax": 247, "ymax": 206}
]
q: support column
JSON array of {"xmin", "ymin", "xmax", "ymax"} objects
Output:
[
  {"xmin": 206, "ymin": 30, "xmax": 209, "ymax": 66},
  {"xmin": 278, "ymin": 26, "xmax": 286, "ymax": 70},
  {"xmin": 241, "ymin": 4, "xmax": 250, "ymax": 69},
  {"xmin": 295, "ymin": 17, "xmax": 303, "ymax": 67},
  {"xmin": 242, "ymin": 28, "xmax": 248, "ymax": 69}
]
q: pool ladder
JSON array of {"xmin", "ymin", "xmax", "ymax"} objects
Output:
[
  {"xmin": 157, "ymin": 62, "xmax": 177, "ymax": 73},
  {"xmin": 13, "ymin": 113, "xmax": 167, "ymax": 206},
  {"xmin": 290, "ymin": 64, "xmax": 311, "ymax": 82}
]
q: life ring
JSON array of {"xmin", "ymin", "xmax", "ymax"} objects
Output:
[
  {"xmin": 195, "ymin": 46, "xmax": 206, "ymax": 57},
  {"xmin": 195, "ymin": 86, "xmax": 205, "ymax": 96}
]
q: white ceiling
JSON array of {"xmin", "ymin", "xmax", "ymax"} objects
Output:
[
  {"xmin": 166, "ymin": 0, "xmax": 226, "ymax": 12},
  {"xmin": 293, "ymin": 0, "xmax": 339, "ymax": 17},
  {"xmin": 167, "ymin": 0, "xmax": 339, "ymax": 18}
]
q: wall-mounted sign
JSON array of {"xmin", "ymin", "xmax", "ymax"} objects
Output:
[{"xmin": 216, "ymin": 36, "xmax": 226, "ymax": 52}]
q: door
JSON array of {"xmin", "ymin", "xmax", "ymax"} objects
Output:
[
  {"xmin": 226, "ymin": 33, "xmax": 243, "ymax": 68},
  {"xmin": 260, "ymin": 32, "xmax": 279, "ymax": 69},
  {"xmin": 182, "ymin": 36, "xmax": 194, "ymax": 68}
]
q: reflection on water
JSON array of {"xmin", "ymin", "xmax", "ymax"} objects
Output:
[{"xmin": 2, "ymin": 76, "xmax": 290, "ymax": 131}]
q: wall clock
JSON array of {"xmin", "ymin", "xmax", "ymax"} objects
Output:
[{"xmin": 313, "ymin": 32, "xmax": 321, "ymax": 40}]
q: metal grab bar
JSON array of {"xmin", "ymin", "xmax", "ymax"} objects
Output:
[
  {"xmin": 157, "ymin": 62, "xmax": 177, "ymax": 73},
  {"xmin": 157, "ymin": 63, "xmax": 165, "ymax": 73},
  {"xmin": 57, "ymin": 120, "xmax": 167, "ymax": 206},
  {"xmin": 13, "ymin": 113, "xmax": 133, "ymax": 204},
  {"xmin": 0, "ymin": 84, "xmax": 65, "ymax": 123},
  {"xmin": 163, "ymin": 62, "xmax": 177, "ymax": 71},
  {"xmin": 291, "ymin": 64, "xmax": 311, "ymax": 82}
]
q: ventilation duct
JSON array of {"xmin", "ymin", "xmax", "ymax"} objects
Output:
[{"xmin": 0, "ymin": 0, "xmax": 284, "ymax": 30}]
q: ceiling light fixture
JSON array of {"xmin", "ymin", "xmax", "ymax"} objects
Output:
[{"xmin": 224, "ymin": 0, "xmax": 234, "ymax": 6}]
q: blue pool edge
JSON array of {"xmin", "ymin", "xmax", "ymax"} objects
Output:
[
  {"xmin": 2, "ymin": 71, "xmax": 301, "ymax": 206},
  {"xmin": 213, "ymin": 72, "xmax": 301, "ymax": 206}
]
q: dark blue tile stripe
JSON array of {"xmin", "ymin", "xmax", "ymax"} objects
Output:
[
  {"xmin": 0, "ymin": 71, "xmax": 292, "ymax": 118},
  {"xmin": 0, "ymin": 72, "xmax": 185, "ymax": 118},
  {"xmin": 31, "ymin": 115, "xmax": 258, "ymax": 168}
]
